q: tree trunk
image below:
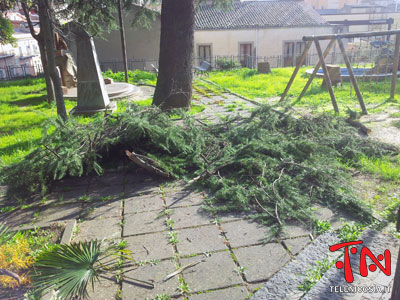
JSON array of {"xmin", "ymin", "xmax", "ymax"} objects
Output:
[
  {"xmin": 117, "ymin": 0, "xmax": 129, "ymax": 83},
  {"xmin": 152, "ymin": 0, "xmax": 194, "ymax": 110},
  {"xmin": 21, "ymin": 1, "xmax": 55, "ymax": 103},
  {"xmin": 38, "ymin": 41, "xmax": 55, "ymax": 103},
  {"xmin": 39, "ymin": 0, "xmax": 67, "ymax": 121}
]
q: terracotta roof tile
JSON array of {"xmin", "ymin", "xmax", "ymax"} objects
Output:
[{"xmin": 195, "ymin": 0, "xmax": 328, "ymax": 30}]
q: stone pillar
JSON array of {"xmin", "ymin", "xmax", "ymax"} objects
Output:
[
  {"xmin": 70, "ymin": 23, "xmax": 115, "ymax": 114},
  {"xmin": 257, "ymin": 62, "xmax": 271, "ymax": 74},
  {"xmin": 322, "ymin": 64, "xmax": 341, "ymax": 87}
]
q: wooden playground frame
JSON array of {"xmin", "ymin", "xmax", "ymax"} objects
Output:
[{"xmin": 280, "ymin": 29, "xmax": 400, "ymax": 115}]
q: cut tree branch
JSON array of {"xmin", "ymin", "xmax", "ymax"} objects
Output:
[
  {"xmin": 125, "ymin": 150, "xmax": 171, "ymax": 178},
  {"xmin": 345, "ymin": 118, "xmax": 371, "ymax": 135},
  {"xmin": 0, "ymin": 269, "xmax": 21, "ymax": 283}
]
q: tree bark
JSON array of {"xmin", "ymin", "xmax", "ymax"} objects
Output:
[
  {"xmin": 117, "ymin": 0, "xmax": 129, "ymax": 83},
  {"xmin": 152, "ymin": 0, "xmax": 194, "ymax": 110},
  {"xmin": 38, "ymin": 0, "xmax": 67, "ymax": 121},
  {"xmin": 38, "ymin": 40, "xmax": 55, "ymax": 103},
  {"xmin": 21, "ymin": 1, "xmax": 55, "ymax": 103}
]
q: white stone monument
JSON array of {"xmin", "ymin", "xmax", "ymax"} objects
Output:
[{"xmin": 70, "ymin": 23, "xmax": 116, "ymax": 114}]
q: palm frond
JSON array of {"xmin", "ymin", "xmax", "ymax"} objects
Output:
[{"xmin": 31, "ymin": 240, "xmax": 125, "ymax": 300}]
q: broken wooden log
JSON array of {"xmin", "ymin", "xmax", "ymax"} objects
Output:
[
  {"xmin": 0, "ymin": 269, "xmax": 21, "ymax": 283},
  {"xmin": 345, "ymin": 118, "xmax": 371, "ymax": 135},
  {"xmin": 125, "ymin": 150, "xmax": 172, "ymax": 178}
]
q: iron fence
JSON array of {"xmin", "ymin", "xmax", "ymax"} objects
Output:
[
  {"xmin": 100, "ymin": 59, "xmax": 159, "ymax": 73},
  {"xmin": 0, "ymin": 65, "xmax": 43, "ymax": 81},
  {"xmin": 100, "ymin": 50, "xmax": 389, "ymax": 73}
]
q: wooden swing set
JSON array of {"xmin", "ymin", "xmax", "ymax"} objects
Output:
[{"xmin": 280, "ymin": 29, "xmax": 400, "ymax": 115}]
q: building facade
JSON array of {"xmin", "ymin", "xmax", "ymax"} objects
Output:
[
  {"xmin": 95, "ymin": 0, "xmax": 337, "ymax": 70},
  {"xmin": 0, "ymin": 11, "xmax": 42, "ymax": 80},
  {"xmin": 194, "ymin": 0, "xmax": 336, "ymax": 68}
]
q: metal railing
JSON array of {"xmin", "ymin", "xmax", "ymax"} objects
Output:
[
  {"xmin": 0, "ymin": 65, "xmax": 43, "ymax": 81},
  {"xmin": 100, "ymin": 50, "xmax": 392, "ymax": 73}
]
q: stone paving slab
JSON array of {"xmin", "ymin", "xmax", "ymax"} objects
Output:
[
  {"xmin": 123, "ymin": 175, "xmax": 163, "ymax": 197},
  {"xmin": 283, "ymin": 236, "xmax": 312, "ymax": 256},
  {"xmin": 124, "ymin": 210, "xmax": 166, "ymax": 236},
  {"xmin": 124, "ymin": 194, "xmax": 164, "ymax": 215},
  {"xmin": 181, "ymin": 251, "xmax": 243, "ymax": 293},
  {"xmin": 89, "ymin": 172, "xmax": 125, "ymax": 187},
  {"xmin": 0, "ymin": 287, "xmax": 29, "ymax": 300},
  {"xmin": 87, "ymin": 184, "xmax": 125, "ymax": 201},
  {"xmin": 73, "ymin": 217, "xmax": 121, "ymax": 242},
  {"xmin": 222, "ymin": 219, "xmax": 270, "ymax": 248},
  {"xmin": 165, "ymin": 190, "xmax": 205, "ymax": 208},
  {"xmin": 215, "ymin": 211, "xmax": 253, "ymax": 223},
  {"xmin": 313, "ymin": 204, "xmax": 352, "ymax": 230},
  {"xmin": 82, "ymin": 199, "xmax": 122, "ymax": 220},
  {"xmin": 87, "ymin": 276, "xmax": 119, "ymax": 300},
  {"xmin": 37, "ymin": 203, "xmax": 82, "ymax": 223},
  {"xmin": 282, "ymin": 221, "xmax": 311, "ymax": 239},
  {"xmin": 0, "ymin": 185, "xmax": 7, "ymax": 197},
  {"xmin": 122, "ymin": 259, "xmax": 179, "ymax": 299},
  {"xmin": 50, "ymin": 176, "xmax": 91, "ymax": 192},
  {"xmin": 189, "ymin": 286, "xmax": 249, "ymax": 300},
  {"xmin": 1, "ymin": 208, "xmax": 39, "ymax": 228},
  {"xmin": 126, "ymin": 231, "xmax": 175, "ymax": 262},
  {"xmin": 175, "ymin": 225, "xmax": 226, "ymax": 257},
  {"xmin": 47, "ymin": 187, "xmax": 89, "ymax": 204},
  {"xmin": 233, "ymin": 243, "xmax": 291, "ymax": 283},
  {"xmin": 171, "ymin": 206, "xmax": 213, "ymax": 229}
]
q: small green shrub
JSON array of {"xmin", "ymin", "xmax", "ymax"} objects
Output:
[
  {"xmin": 380, "ymin": 195, "xmax": 400, "ymax": 222},
  {"xmin": 339, "ymin": 222, "xmax": 364, "ymax": 242},
  {"xmin": 239, "ymin": 68, "xmax": 258, "ymax": 78},
  {"xmin": 215, "ymin": 58, "xmax": 240, "ymax": 70},
  {"xmin": 298, "ymin": 258, "xmax": 334, "ymax": 292},
  {"xmin": 314, "ymin": 220, "xmax": 331, "ymax": 235}
]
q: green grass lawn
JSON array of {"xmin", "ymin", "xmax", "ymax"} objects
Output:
[
  {"xmin": 207, "ymin": 67, "xmax": 400, "ymax": 114},
  {"xmin": 0, "ymin": 78, "xmax": 76, "ymax": 167},
  {"xmin": 0, "ymin": 76, "xmax": 205, "ymax": 169}
]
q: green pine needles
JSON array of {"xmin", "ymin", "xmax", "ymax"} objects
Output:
[{"xmin": 2, "ymin": 103, "xmax": 396, "ymax": 230}]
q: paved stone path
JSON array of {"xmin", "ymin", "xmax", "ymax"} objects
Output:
[
  {"xmin": 0, "ymin": 170, "xmax": 315, "ymax": 299},
  {"xmin": 62, "ymin": 172, "xmax": 314, "ymax": 299}
]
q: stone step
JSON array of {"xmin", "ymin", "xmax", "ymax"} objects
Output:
[{"xmin": 250, "ymin": 232, "xmax": 340, "ymax": 300}]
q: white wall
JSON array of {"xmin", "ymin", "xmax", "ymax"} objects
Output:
[
  {"xmin": 194, "ymin": 26, "xmax": 335, "ymax": 64},
  {"xmin": 94, "ymin": 8, "xmax": 161, "ymax": 71},
  {"xmin": 94, "ymin": 13, "xmax": 336, "ymax": 70}
]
